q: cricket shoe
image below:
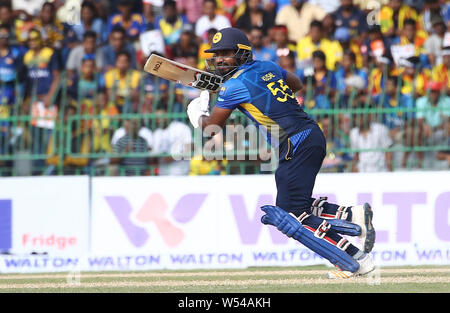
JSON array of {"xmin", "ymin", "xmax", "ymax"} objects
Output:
[
  {"xmin": 326, "ymin": 252, "xmax": 375, "ymax": 279},
  {"xmin": 351, "ymin": 203, "xmax": 376, "ymax": 253}
]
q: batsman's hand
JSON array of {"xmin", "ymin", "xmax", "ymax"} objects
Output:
[{"xmin": 187, "ymin": 90, "xmax": 210, "ymax": 128}]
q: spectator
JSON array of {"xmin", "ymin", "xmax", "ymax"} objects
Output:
[
  {"xmin": 393, "ymin": 18, "xmax": 428, "ymax": 66},
  {"xmin": 0, "ymin": 24, "xmax": 23, "ymax": 171},
  {"xmin": 104, "ymin": 51, "xmax": 142, "ymax": 114},
  {"xmin": 417, "ymin": 0, "xmax": 443, "ymax": 34},
  {"xmin": 142, "ymin": 73, "xmax": 170, "ymax": 114},
  {"xmin": 93, "ymin": 91, "xmax": 119, "ymax": 155},
  {"xmin": 335, "ymin": 51, "xmax": 368, "ymax": 107},
  {"xmin": 444, "ymin": 1, "xmax": 450, "ymax": 28},
  {"xmin": 350, "ymin": 103, "xmax": 393, "ymax": 172},
  {"xmin": 333, "ymin": 0, "xmax": 369, "ymax": 40},
  {"xmin": 235, "ymin": 0, "xmax": 273, "ymax": 36},
  {"xmin": 296, "ymin": 20, "xmax": 342, "ymax": 70},
  {"xmin": 275, "ymin": 0, "xmax": 327, "ymax": 43},
  {"xmin": 23, "ymin": 29, "xmax": 61, "ymax": 109},
  {"xmin": 271, "ymin": 25, "xmax": 297, "ymax": 59},
  {"xmin": 424, "ymin": 14, "xmax": 447, "ymax": 66},
  {"xmin": 374, "ymin": 75, "xmax": 414, "ymax": 138},
  {"xmin": 176, "ymin": 0, "xmax": 204, "ymax": 25},
  {"xmin": 67, "ymin": 56, "xmax": 103, "ymax": 116},
  {"xmin": 221, "ymin": 0, "xmax": 241, "ymax": 23},
  {"xmin": 395, "ymin": 56, "xmax": 430, "ymax": 97},
  {"xmin": 32, "ymin": 1, "xmax": 77, "ymax": 65},
  {"xmin": 66, "ymin": 31, "xmax": 104, "ymax": 78},
  {"xmin": 189, "ymin": 153, "xmax": 228, "ymax": 175},
  {"xmin": 111, "ymin": 118, "xmax": 153, "ymax": 176},
  {"xmin": 197, "ymin": 27, "xmax": 217, "ymax": 70},
  {"xmin": 334, "ymin": 26, "xmax": 363, "ymax": 68},
  {"xmin": 152, "ymin": 108, "xmax": 192, "ymax": 175},
  {"xmin": 111, "ymin": 117, "xmax": 153, "ymax": 148},
  {"xmin": 379, "ymin": 0, "xmax": 418, "ymax": 38},
  {"xmin": 172, "ymin": 29, "xmax": 199, "ymax": 64},
  {"xmin": 322, "ymin": 13, "xmax": 337, "ymax": 39},
  {"xmin": 361, "ymin": 25, "xmax": 393, "ymax": 67},
  {"xmin": 4, "ymin": 8, "xmax": 34, "ymax": 51},
  {"xmin": 0, "ymin": 3, "xmax": 22, "ymax": 47},
  {"xmin": 174, "ymin": 55, "xmax": 201, "ymax": 113},
  {"xmin": 24, "ymin": 29, "xmax": 61, "ymax": 175},
  {"xmin": 431, "ymin": 46, "xmax": 450, "ymax": 93},
  {"xmin": 154, "ymin": 0, "xmax": 189, "ymax": 53},
  {"xmin": 368, "ymin": 55, "xmax": 391, "ymax": 96},
  {"xmin": 416, "ymin": 81, "xmax": 450, "ymax": 150},
  {"xmin": 102, "ymin": 25, "xmax": 137, "ymax": 71},
  {"xmin": 375, "ymin": 74, "xmax": 418, "ymax": 168},
  {"xmin": 298, "ymin": 50, "xmax": 336, "ymax": 111},
  {"xmin": 249, "ymin": 26, "xmax": 277, "ymax": 62},
  {"xmin": 143, "ymin": 0, "xmax": 164, "ymax": 26},
  {"xmin": 195, "ymin": 0, "xmax": 231, "ymax": 41},
  {"xmin": 107, "ymin": 0, "xmax": 147, "ymax": 42},
  {"xmin": 0, "ymin": 24, "xmax": 23, "ymax": 114},
  {"xmin": 46, "ymin": 105, "xmax": 90, "ymax": 175},
  {"xmin": 72, "ymin": 0, "xmax": 107, "ymax": 45},
  {"xmin": 278, "ymin": 50, "xmax": 297, "ymax": 73},
  {"xmin": 317, "ymin": 114, "xmax": 352, "ymax": 172}
]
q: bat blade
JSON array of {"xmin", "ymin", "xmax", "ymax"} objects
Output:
[{"xmin": 143, "ymin": 54, "xmax": 223, "ymax": 92}]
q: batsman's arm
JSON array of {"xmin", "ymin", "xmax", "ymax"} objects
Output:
[
  {"xmin": 285, "ymin": 71, "xmax": 304, "ymax": 94},
  {"xmin": 199, "ymin": 107, "xmax": 233, "ymax": 136}
]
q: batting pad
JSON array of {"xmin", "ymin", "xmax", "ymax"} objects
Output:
[
  {"xmin": 326, "ymin": 219, "xmax": 362, "ymax": 236},
  {"xmin": 261, "ymin": 205, "xmax": 360, "ymax": 272}
]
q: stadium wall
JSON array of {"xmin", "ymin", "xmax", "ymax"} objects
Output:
[{"xmin": 0, "ymin": 172, "xmax": 449, "ymax": 273}]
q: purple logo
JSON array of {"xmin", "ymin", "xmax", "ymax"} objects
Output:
[
  {"xmin": 0, "ymin": 200, "xmax": 12, "ymax": 251},
  {"xmin": 105, "ymin": 193, "xmax": 207, "ymax": 247}
]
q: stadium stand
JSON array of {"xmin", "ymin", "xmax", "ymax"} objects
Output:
[{"xmin": 0, "ymin": 0, "xmax": 448, "ymax": 176}]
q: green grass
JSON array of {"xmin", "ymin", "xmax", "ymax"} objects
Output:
[{"xmin": 0, "ymin": 265, "xmax": 449, "ymax": 293}]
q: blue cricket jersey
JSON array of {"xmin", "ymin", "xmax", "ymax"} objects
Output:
[{"xmin": 216, "ymin": 60, "xmax": 316, "ymax": 147}]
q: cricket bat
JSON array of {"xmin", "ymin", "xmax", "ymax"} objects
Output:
[{"xmin": 143, "ymin": 54, "xmax": 224, "ymax": 92}]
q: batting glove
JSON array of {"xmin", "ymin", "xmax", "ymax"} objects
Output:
[{"xmin": 187, "ymin": 90, "xmax": 210, "ymax": 128}]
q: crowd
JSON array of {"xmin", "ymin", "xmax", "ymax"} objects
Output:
[{"xmin": 0, "ymin": 0, "xmax": 448, "ymax": 176}]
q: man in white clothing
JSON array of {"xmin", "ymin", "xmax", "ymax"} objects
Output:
[
  {"xmin": 350, "ymin": 105, "xmax": 393, "ymax": 172},
  {"xmin": 195, "ymin": 0, "xmax": 231, "ymax": 41},
  {"xmin": 152, "ymin": 109, "xmax": 193, "ymax": 175}
]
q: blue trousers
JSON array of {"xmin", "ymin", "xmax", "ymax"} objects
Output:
[
  {"xmin": 275, "ymin": 123, "xmax": 326, "ymax": 215},
  {"xmin": 274, "ymin": 124, "xmax": 358, "ymax": 254}
]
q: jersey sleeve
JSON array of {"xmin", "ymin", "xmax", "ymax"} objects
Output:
[
  {"xmin": 215, "ymin": 79, "xmax": 250, "ymax": 110},
  {"xmin": 266, "ymin": 60, "xmax": 287, "ymax": 81}
]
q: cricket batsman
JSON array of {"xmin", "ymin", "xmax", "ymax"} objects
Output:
[{"xmin": 186, "ymin": 27, "xmax": 375, "ymax": 279}]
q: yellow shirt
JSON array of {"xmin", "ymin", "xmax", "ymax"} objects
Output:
[
  {"xmin": 369, "ymin": 68, "xmax": 384, "ymax": 96},
  {"xmin": 415, "ymin": 69, "xmax": 431, "ymax": 97},
  {"xmin": 379, "ymin": 5, "xmax": 417, "ymax": 35},
  {"xmin": 198, "ymin": 43, "xmax": 214, "ymax": 70},
  {"xmin": 189, "ymin": 155, "xmax": 227, "ymax": 175},
  {"xmin": 349, "ymin": 40, "xmax": 363, "ymax": 69},
  {"xmin": 105, "ymin": 69, "xmax": 141, "ymax": 105},
  {"xmin": 297, "ymin": 37, "xmax": 342, "ymax": 70},
  {"xmin": 46, "ymin": 133, "xmax": 90, "ymax": 167},
  {"xmin": 432, "ymin": 64, "xmax": 449, "ymax": 90},
  {"xmin": 398, "ymin": 32, "xmax": 428, "ymax": 56}
]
